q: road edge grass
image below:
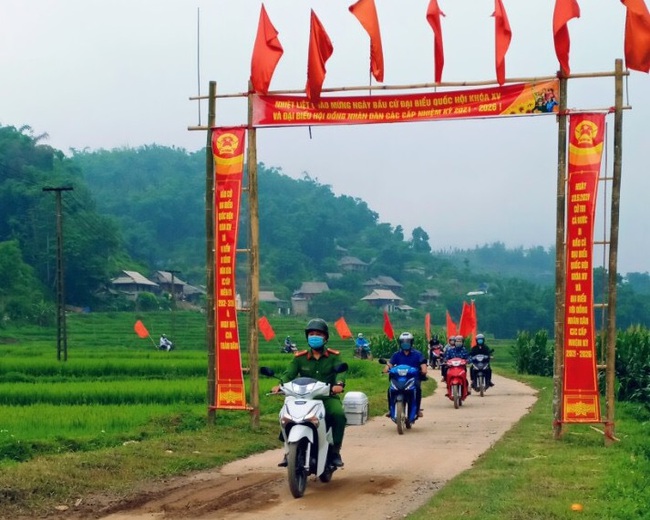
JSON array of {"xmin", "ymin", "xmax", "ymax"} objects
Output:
[{"xmin": 409, "ymin": 370, "xmax": 650, "ymax": 520}]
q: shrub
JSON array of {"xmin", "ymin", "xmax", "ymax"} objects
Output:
[{"xmin": 510, "ymin": 329, "xmax": 553, "ymax": 376}]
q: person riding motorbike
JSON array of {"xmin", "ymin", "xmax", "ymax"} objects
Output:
[
  {"xmin": 384, "ymin": 331, "xmax": 428, "ymax": 418},
  {"xmin": 159, "ymin": 334, "xmax": 173, "ymax": 351},
  {"xmin": 440, "ymin": 335, "xmax": 456, "ymax": 381},
  {"xmin": 282, "ymin": 335, "xmax": 296, "ymax": 353},
  {"xmin": 272, "ymin": 318, "xmax": 347, "ymax": 468},
  {"xmin": 470, "ymin": 333, "xmax": 494, "ymax": 390},
  {"xmin": 355, "ymin": 332, "xmax": 371, "ymax": 358},
  {"xmin": 427, "ymin": 335, "xmax": 443, "ymax": 367},
  {"xmin": 443, "ymin": 334, "xmax": 471, "ymax": 394}
]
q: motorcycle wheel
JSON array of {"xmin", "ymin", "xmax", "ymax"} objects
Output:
[
  {"xmin": 452, "ymin": 384, "xmax": 461, "ymax": 409},
  {"xmin": 478, "ymin": 375, "xmax": 485, "ymax": 397},
  {"xmin": 287, "ymin": 439, "xmax": 309, "ymax": 498},
  {"xmin": 395, "ymin": 401, "xmax": 406, "ymax": 435}
]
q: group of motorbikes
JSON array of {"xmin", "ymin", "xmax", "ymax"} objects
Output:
[{"xmin": 260, "ymin": 339, "xmax": 492, "ymax": 498}]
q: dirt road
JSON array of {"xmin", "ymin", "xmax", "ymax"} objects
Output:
[{"xmin": 95, "ymin": 373, "xmax": 537, "ymax": 520}]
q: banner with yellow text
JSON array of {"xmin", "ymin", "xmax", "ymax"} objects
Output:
[
  {"xmin": 562, "ymin": 113, "xmax": 605, "ymax": 423},
  {"xmin": 252, "ymin": 80, "xmax": 559, "ymax": 127},
  {"xmin": 212, "ymin": 127, "xmax": 247, "ymax": 410}
]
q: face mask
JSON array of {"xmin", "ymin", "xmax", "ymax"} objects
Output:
[
  {"xmin": 477, "ymin": 339, "xmax": 484, "ymax": 345},
  {"xmin": 308, "ymin": 336, "xmax": 325, "ymax": 349},
  {"xmin": 400, "ymin": 342, "xmax": 411, "ymax": 350}
]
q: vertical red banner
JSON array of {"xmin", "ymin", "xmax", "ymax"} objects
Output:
[
  {"xmin": 562, "ymin": 113, "xmax": 605, "ymax": 423},
  {"xmin": 212, "ymin": 127, "xmax": 247, "ymax": 410}
]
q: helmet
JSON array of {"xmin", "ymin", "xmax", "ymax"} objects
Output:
[
  {"xmin": 162, "ymin": 334, "xmax": 167, "ymax": 338},
  {"xmin": 455, "ymin": 335, "xmax": 464, "ymax": 344},
  {"xmin": 398, "ymin": 331, "xmax": 414, "ymax": 350},
  {"xmin": 448, "ymin": 336, "xmax": 456, "ymax": 343},
  {"xmin": 431, "ymin": 335, "xmax": 440, "ymax": 345},
  {"xmin": 476, "ymin": 333, "xmax": 485, "ymax": 345},
  {"xmin": 358, "ymin": 333, "xmax": 363, "ymax": 338},
  {"xmin": 305, "ymin": 318, "xmax": 329, "ymax": 341}
]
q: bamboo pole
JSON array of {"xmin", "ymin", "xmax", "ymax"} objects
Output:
[
  {"xmin": 605, "ymin": 59, "xmax": 624, "ymax": 444},
  {"xmin": 205, "ymin": 81, "xmax": 217, "ymax": 425},
  {"xmin": 247, "ymin": 81, "xmax": 261, "ymax": 429},
  {"xmin": 553, "ymin": 73, "xmax": 569, "ymax": 440},
  {"xmin": 189, "ymin": 69, "xmax": 627, "ymax": 101}
]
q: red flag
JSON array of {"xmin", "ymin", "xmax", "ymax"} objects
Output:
[
  {"xmin": 492, "ymin": 0, "xmax": 512, "ymax": 85},
  {"xmin": 424, "ymin": 313, "xmax": 431, "ymax": 342},
  {"xmin": 258, "ymin": 316, "xmax": 275, "ymax": 342},
  {"xmin": 553, "ymin": 0, "xmax": 580, "ymax": 76},
  {"xmin": 349, "ymin": 0, "xmax": 384, "ymax": 82},
  {"xmin": 426, "ymin": 0, "xmax": 445, "ymax": 83},
  {"xmin": 446, "ymin": 310, "xmax": 457, "ymax": 339},
  {"xmin": 458, "ymin": 302, "xmax": 473, "ymax": 338},
  {"xmin": 306, "ymin": 9, "xmax": 334, "ymax": 102},
  {"xmin": 134, "ymin": 320, "xmax": 149, "ymax": 339},
  {"xmin": 334, "ymin": 317, "xmax": 353, "ymax": 340},
  {"xmin": 383, "ymin": 311, "xmax": 395, "ymax": 340},
  {"xmin": 250, "ymin": 4, "xmax": 284, "ymax": 95},
  {"xmin": 622, "ymin": 0, "xmax": 650, "ymax": 73}
]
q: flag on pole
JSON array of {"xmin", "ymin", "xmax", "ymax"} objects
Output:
[
  {"xmin": 258, "ymin": 316, "xmax": 276, "ymax": 341},
  {"xmin": 459, "ymin": 301, "xmax": 477, "ymax": 341},
  {"xmin": 349, "ymin": 0, "xmax": 384, "ymax": 82},
  {"xmin": 250, "ymin": 3, "xmax": 284, "ymax": 94},
  {"xmin": 424, "ymin": 312, "xmax": 431, "ymax": 342},
  {"xmin": 492, "ymin": 0, "xmax": 512, "ymax": 85},
  {"xmin": 426, "ymin": 0, "xmax": 446, "ymax": 83},
  {"xmin": 553, "ymin": 0, "xmax": 581, "ymax": 76},
  {"xmin": 622, "ymin": 0, "xmax": 650, "ymax": 73},
  {"xmin": 334, "ymin": 317, "xmax": 353, "ymax": 340},
  {"xmin": 383, "ymin": 310, "xmax": 395, "ymax": 340},
  {"xmin": 306, "ymin": 9, "xmax": 334, "ymax": 102},
  {"xmin": 134, "ymin": 320, "xmax": 150, "ymax": 339},
  {"xmin": 446, "ymin": 310, "xmax": 457, "ymax": 339}
]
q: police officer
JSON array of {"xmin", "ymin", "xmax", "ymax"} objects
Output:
[{"xmin": 273, "ymin": 318, "xmax": 347, "ymax": 467}]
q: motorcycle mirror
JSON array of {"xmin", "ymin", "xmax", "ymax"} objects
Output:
[
  {"xmin": 377, "ymin": 358, "xmax": 388, "ymax": 365},
  {"xmin": 260, "ymin": 366, "xmax": 275, "ymax": 377},
  {"xmin": 334, "ymin": 362, "xmax": 349, "ymax": 373}
]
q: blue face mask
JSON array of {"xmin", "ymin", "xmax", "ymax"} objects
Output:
[
  {"xmin": 308, "ymin": 336, "xmax": 325, "ymax": 349},
  {"xmin": 400, "ymin": 342, "xmax": 411, "ymax": 350},
  {"xmin": 477, "ymin": 339, "xmax": 484, "ymax": 345}
]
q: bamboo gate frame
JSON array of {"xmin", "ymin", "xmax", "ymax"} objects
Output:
[{"xmin": 190, "ymin": 59, "xmax": 629, "ymax": 442}]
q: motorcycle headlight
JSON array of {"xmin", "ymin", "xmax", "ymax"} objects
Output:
[
  {"xmin": 304, "ymin": 411, "xmax": 320, "ymax": 427},
  {"xmin": 280, "ymin": 412, "xmax": 292, "ymax": 427}
]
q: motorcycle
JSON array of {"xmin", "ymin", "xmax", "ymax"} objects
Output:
[
  {"xmin": 260, "ymin": 363, "xmax": 348, "ymax": 498},
  {"xmin": 354, "ymin": 341, "xmax": 372, "ymax": 360},
  {"xmin": 379, "ymin": 358, "xmax": 422, "ymax": 434},
  {"xmin": 281, "ymin": 341, "xmax": 298, "ymax": 354},
  {"xmin": 428, "ymin": 345, "xmax": 443, "ymax": 369},
  {"xmin": 445, "ymin": 357, "xmax": 469, "ymax": 409},
  {"xmin": 470, "ymin": 353, "xmax": 490, "ymax": 397}
]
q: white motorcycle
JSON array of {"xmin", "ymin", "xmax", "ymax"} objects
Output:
[{"xmin": 261, "ymin": 363, "xmax": 348, "ymax": 498}]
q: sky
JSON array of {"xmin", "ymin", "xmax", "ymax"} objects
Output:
[{"xmin": 1, "ymin": 1, "xmax": 649, "ymax": 274}]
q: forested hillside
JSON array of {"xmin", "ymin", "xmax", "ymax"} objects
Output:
[{"xmin": 2, "ymin": 124, "xmax": 650, "ymax": 335}]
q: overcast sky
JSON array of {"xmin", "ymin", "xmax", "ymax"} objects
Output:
[{"xmin": 2, "ymin": 1, "xmax": 648, "ymax": 274}]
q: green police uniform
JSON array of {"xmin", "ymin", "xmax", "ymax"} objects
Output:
[{"xmin": 280, "ymin": 348, "xmax": 347, "ymax": 447}]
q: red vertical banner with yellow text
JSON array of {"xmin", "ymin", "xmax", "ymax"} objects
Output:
[
  {"xmin": 212, "ymin": 127, "xmax": 247, "ymax": 410},
  {"xmin": 562, "ymin": 113, "xmax": 605, "ymax": 423}
]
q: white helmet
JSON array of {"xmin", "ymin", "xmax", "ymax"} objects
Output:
[
  {"xmin": 398, "ymin": 331, "xmax": 414, "ymax": 350},
  {"xmin": 358, "ymin": 333, "xmax": 363, "ymax": 338}
]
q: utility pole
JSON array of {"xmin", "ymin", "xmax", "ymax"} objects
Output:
[{"xmin": 43, "ymin": 186, "xmax": 73, "ymax": 361}]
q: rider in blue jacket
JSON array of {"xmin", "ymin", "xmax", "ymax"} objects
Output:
[
  {"xmin": 384, "ymin": 332, "xmax": 428, "ymax": 417},
  {"xmin": 442, "ymin": 334, "xmax": 471, "ymax": 393}
]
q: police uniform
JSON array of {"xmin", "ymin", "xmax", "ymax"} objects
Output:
[{"xmin": 280, "ymin": 348, "xmax": 347, "ymax": 447}]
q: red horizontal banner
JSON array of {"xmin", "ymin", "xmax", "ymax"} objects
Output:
[{"xmin": 252, "ymin": 80, "xmax": 559, "ymax": 127}]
